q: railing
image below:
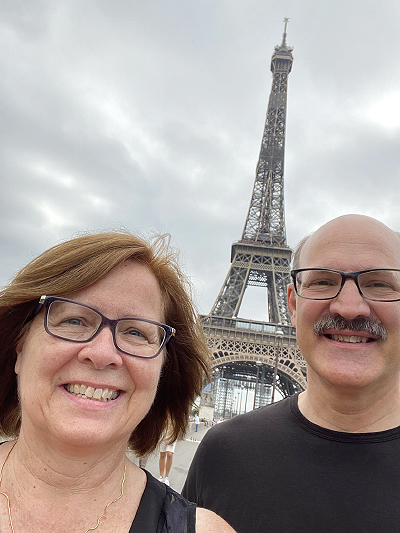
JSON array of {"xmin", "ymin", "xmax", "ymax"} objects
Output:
[{"xmin": 201, "ymin": 314, "xmax": 296, "ymax": 337}]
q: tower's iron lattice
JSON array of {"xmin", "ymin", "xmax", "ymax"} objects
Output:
[{"xmin": 202, "ymin": 20, "xmax": 306, "ymax": 417}]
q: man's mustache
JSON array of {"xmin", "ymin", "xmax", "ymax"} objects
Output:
[{"xmin": 312, "ymin": 314, "xmax": 387, "ymax": 341}]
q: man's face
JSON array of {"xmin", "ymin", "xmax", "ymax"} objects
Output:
[{"xmin": 288, "ymin": 215, "xmax": 400, "ymax": 392}]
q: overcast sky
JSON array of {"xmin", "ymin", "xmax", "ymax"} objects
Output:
[{"xmin": 2, "ymin": 0, "xmax": 400, "ymax": 320}]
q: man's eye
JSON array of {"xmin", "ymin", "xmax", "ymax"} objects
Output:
[
  {"xmin": 366, "ymin": 281, "xmax": 393, "ymax": 289},
  {"xmin": 308, "ymin": 278, "xmax": 336, "ymax": 287}
]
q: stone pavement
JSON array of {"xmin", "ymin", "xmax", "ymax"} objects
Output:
[{"xmin": 128, "ymin": 423, "xmax": 210, "ymax": 493}]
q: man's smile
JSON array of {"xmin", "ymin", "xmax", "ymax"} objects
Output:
[{"xmin": 325, "ymin": 334, "xmax": 374, "ymax": 343}]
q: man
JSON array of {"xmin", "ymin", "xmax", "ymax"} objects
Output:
[{"xmin": 183, "ymin": 214, "xmax": 400, "ymax": 532}]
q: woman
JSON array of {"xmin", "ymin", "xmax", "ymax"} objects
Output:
[
  {"xmin": 0, "ymin": 232, "xmax": 235, "ymax": 533},
  {"xmin": 158, "ymin": 423, "xmax": 177, "ymax": 486}
]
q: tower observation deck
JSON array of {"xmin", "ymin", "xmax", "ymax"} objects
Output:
[{"xmin": 202, "ymin": 20, "xmax": 307, "ymax": 418}]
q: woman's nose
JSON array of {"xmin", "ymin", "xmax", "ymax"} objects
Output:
[{"xmin": 77, "ymin": 327, "xmax": 123, "ymax": 369}]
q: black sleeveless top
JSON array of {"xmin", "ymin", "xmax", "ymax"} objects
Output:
[
  {"xmin": 129, "ymin": 470, "xmax": 196, "ymax": 533},
  {"xmin": 0, "ymin": 443, "xmax": 195, "ymax": 532}
]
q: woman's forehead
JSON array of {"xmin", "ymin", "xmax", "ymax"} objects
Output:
[{"xmin": 67, "ymin": 261, "xmax": 165, "ymax": 319}]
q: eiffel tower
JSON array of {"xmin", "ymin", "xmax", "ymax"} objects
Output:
[{"xmin": 202, "ymin": 20, "xmax": 307, "ymax": 418}]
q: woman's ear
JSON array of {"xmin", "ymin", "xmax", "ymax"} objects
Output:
[{"xmin": 15, "ymin": 334, "xmax": 26, "ymax": 375}]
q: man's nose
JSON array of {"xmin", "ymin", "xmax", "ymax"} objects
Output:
[{"xmin": 329, "ymin": 278, "xmax": 371, "ymax": 319}]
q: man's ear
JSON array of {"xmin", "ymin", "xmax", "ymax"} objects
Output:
[{"xmin": 287, "ymin": 283, "xmax": 297, "ymax": 328}]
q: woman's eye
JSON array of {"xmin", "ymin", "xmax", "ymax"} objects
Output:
[
  {"xmin": 63, "ymin": 317, "xmax": 84, "ymax": 326},
  {"xmin": 127, "ymin": 328, "xmax": 147, "ymax": 339}
]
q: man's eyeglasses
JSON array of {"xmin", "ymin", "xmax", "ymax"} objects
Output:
[
  {"xmin": 32, "ymin": 295, "xmax": 175, "ymax": 359},
  {"xmin": 290, "ymin": 269, "xmax": 400, "ymax": 302}
]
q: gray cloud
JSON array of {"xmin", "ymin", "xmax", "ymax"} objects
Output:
[{"xmin": 1, "ymin": 0, "xmax": 400, "ymax": 317}]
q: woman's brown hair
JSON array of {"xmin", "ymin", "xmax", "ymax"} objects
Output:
[{"xmin": 0, "ymin": 231, "xmax": 210, "ymax": 456}]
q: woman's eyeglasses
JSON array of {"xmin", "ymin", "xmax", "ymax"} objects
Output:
[{"xmin": 32, "ymin": 295, "xmax": 175, "ymax": 359}]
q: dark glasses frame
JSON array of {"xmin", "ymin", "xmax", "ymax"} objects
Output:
[
  {"xmin": 290, "ymin": 268, "xmax": 400, "ymax": 302},
  {"xmin": 30, "ymin": 295, "xmax": 175, "ymax": 359}
]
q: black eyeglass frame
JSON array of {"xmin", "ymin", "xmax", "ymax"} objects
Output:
[
  {"xmin": 31, "ymin": 295, "xmax": 176, "ymax": 359},
  {"xmin": 290, "ymin": 268, "xmax": 400, "ymax": 302}
]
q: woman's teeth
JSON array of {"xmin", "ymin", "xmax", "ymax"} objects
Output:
[{"xmin": 65, "ymin": 383, "xmax": 119, "ymax": 401}]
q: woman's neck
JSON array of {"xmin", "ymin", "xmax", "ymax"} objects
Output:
[
  {"xmin": 0, "ymin": 435, "xmax": 145, "ymax": 533},
  {"xmin": 11, "ymin": 428, "xmax": 129, "ymax": 496}
]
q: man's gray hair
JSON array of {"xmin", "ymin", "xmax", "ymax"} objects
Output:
[{"xmin": 291, "ymin": 234, "xmax": 312, "ymax": 270}]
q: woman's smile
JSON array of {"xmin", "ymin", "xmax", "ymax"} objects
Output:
[{"xmin": 63, "ymin": 383, "xmax": 122, "ymax": 402}]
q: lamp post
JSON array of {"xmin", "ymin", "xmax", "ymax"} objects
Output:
[
  {"xmin": 244, "ymin": 380, "xmax": 249, "ymax": 413},
  {"xmin": 271, "ymin": 328, "xmax": 283, "ymax": 404},
  {"xmin": 222, "ymin": 376, "xmax": 230, "ymax": 419},
  {"xmin": 253, "ymin": 360, "xmax": 262, "ymax": 410},
  {"xmin": 239, "ymin": 385, "xmax": 244, "ymax": 414}
]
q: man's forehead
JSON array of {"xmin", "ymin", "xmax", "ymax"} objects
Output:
[{"xmin": 299, "ymin": 215, "xmax": 400, "ymax": 268}]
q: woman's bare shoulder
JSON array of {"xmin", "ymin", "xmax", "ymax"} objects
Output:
[{"xmin": 195, "ymin": 507, "xmax": 236, "ymax": 533}]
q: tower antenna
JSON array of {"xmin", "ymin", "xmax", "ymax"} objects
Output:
[{"xmin": 282, "ymin": 17, "xmax": 289, "ymax": 47}]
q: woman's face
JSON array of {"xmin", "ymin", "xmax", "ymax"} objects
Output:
[{"xmin": 15, "ymin": 260, "xmax": 165, "ymax": 450}]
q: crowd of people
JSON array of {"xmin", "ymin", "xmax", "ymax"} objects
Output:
[{"xmin": 2, "ymin": 213, "xmax": 400, "ymax": 533}]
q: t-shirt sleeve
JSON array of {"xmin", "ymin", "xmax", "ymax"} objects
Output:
[
  {"xmin": 181, "ymin": 441, "xmax": 202, "ymax": 503},
  {"xmin": 181, "ymin": 426, "xmax": 223, "ymax": 507}
]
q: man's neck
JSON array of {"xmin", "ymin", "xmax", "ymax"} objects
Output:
[{"xmin": 298, "ymin": 380, "xmax": 400, "ymax": 433}]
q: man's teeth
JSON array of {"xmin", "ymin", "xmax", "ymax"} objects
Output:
[
  {"xmin": 330, "ymin": 334, "xmax": 369, "ymax": 343},
  {"xmin": 65, "ymin": 383, "xmax": 119, "ymax": 401}
]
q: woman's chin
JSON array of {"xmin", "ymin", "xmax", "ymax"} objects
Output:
[{"xmin": 39, "ymin": 421, "xmax": 127, "ymax": 451}]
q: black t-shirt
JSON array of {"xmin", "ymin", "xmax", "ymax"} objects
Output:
[{"xmin": 182, "ymin": 394, "xmax": 400, "ymax": 533}]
